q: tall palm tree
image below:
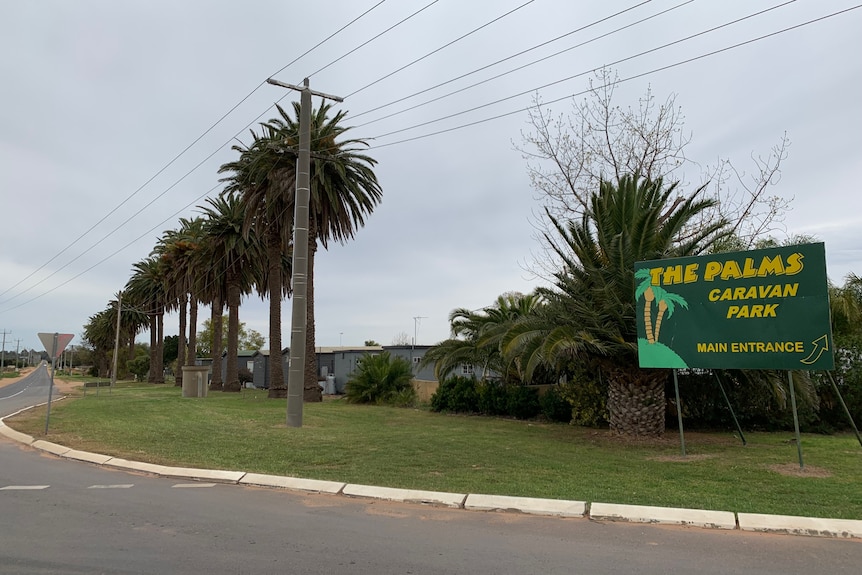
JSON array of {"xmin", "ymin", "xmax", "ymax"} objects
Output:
[
  {"xmin": 125, "ymin": 256, "xmax": 169, "ymax": 383},
  {"xmin": 156, "ymin": 217, "xmax": 205, "ymax": 386},
  {"xmin": 82, "ymin": 309, "xmax": 114, "ymax": 378},
  {"xmin": 220, "ymin": 102, "xmax": 382, "ymax": 400},
  {"xmin": 198, "ymin": 192, "xmax": 264, "ymax": 392},
  {"xmin": 503, "ymin": 176, "xmax": 728, "ymax": 437}
]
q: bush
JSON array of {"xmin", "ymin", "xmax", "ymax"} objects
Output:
[
  {"xmin": 506, "ymin": 385, "xmax": 541, "ymax": 419},
  {"xmin": 430, "ymin": 376, "xmax": 479, "ymax": 413},
  {"xmin": 540, "ymin": 386, "xmax": 572, "ymax": 423},
  {"xmin": 477, "ymin": 380, "xmax": 509, "ymax": 415},
  {"xmin": 345, "ymin": 352, "xmax": 416, "ymax": 406},
  {"xmin": 238, "ymin": 367, "xmax": 254, "ymax": 385},
  {"xmin": 558, "ymin": 374, "xmax": 608, "ymax": 428}
]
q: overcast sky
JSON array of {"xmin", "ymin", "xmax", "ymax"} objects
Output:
[{"xmin": 1, "ymin": 0, "xmax": 860, "ymax": 355}]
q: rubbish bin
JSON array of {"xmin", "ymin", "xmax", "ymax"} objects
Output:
[
  {"xmin": 325, "ymin": 374, "xmax": 336, "ymax": 395},
  {"xmin": 181, "ymin": 366, "xmax": 210, "ymax": 398}
]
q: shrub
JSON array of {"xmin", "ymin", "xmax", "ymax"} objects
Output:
[
  {"xmin": 345, "ymin": 352, "xmax": 416, "ymax": 406},
  {"xmin": 430, "ymin": 376, "xmax": 479, "ymax": 413},
  {"xmin": 506, "ymin": 385, "xmax": 541, "ymax": 419},
  {"xmin": 558, "ymin": 375, "xmax": 608, "ymax": 427},
  {"xmin": 477, "ymin": 380, "xmax": 509, "ymax": 415},
  {"xmin": 238, "ymin": 367, "xmax": 254, "ymax": 385},
  {"xmin": 540, "ymin": 386, "xmax": 572, "ymax": 423}
]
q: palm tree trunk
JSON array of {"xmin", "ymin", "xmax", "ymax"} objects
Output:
[
  {"xmin": 267, "ymin": 228, "xmax": 286, "ymax": 399},
  {"xmin": 187, "ymin": 294, "xmax": 198, "ymax": 367},
  {"xmin": 210, "ymin": 295, "xmax": 224, "ymax": 391},
  {"xmin": 176, "ymin": 294, "xmax": 187, "ymax": 387},
  {"xmin": 224, "ymin": 271, "xmax": 241, "ymax": 392},
  {"xmin": 606, "ymin": 366, "xmax": 667, "ymax": 437},
  {"xmin": 156, "ymin": 310, "xmax": 165, "ymax": 384},
  {"xmin": 148, "ymin": 315, "xmax": 158, "ymax": 383},
  {"xmin": 304, "ymin": 234, "xmax": 321, "ymax": 402},
  {"xmin": 127, "ymin": 330, "xmax": 135, "ymax": 372}
]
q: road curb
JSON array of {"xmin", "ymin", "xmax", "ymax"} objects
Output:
[
  {"xmin": 31, "ymin": 439, "xmax": 71, "ymax": 456},
  {"xmin": 156, "ymin": 466, "xmax": 246, "ymax": 484},
  {"xmin": 738, "ymin": 512, "xmax": 862, "ymax": 538},
  {"xmin": 465, "ymin": 494, "xmax": 586, "ymax": 517},
  {"xmin": 0, "ymin": 421, "xmax": 34, "ymax": 445},
  {"xmin": 589, "ymin": 502, "xmax": 737, "ymax": 530},
  {"xmin": 343, "ymin": 484, "xmax": 467, "ymax": 508},
  {"xmin": 240, "ymin": 472, "xmax": 346, "ymax": 494}
]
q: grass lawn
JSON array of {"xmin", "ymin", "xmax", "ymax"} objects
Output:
[{"xmin": 7, "ymin": 382, "xmax": 862, "ymax": 519}]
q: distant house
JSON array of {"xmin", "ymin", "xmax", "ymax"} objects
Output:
[
  {"xmin": 382, "ymin": 345, "xmax": 436, "ymax": 381},
  {"xmin": 313, "ymin": 346, "xmax": 383, "ymax": 393},
  {"xmin": 221, "ymin": 349, "xmax": 256, "ymax": 385},
  {"xmin": 251, "ymin": 349, "xmax": 290, "ymax": 389}
]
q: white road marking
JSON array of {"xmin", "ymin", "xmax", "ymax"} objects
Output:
[
  {"xmin": 172, "ymin": 483, "xmax": 217, "ymax": 488},
  {"xmin": 0, "ymin": 485, "xmax": 50, "ymax": 490},
  {"xmin": 88, "ymin": 484, "xmax": 135, "ymax": 489}
]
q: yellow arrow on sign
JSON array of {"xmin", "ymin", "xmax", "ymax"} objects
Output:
[{"xmin": 800, "ymin": 334, "xmax": 829, "ymax": 365}]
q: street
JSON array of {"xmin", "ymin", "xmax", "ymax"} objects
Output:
[{"xmin": 1, "ymin": 367, "xmax": 860, "ymax": 574}]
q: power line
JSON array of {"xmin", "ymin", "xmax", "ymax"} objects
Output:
[
  {"xmin": 0, "ymin": 0, "xmax": 390, "ymax": 304},
  {"xmin": 368, "ymin": 3, "xmax": 862, "ymax": 149},
  {"xmin": 344, "ymin": 0, "xmax": 538, "ymax": 99},
  {"xmin": 351, "ymin": 0, "xmax": 658, "ymax": 120},
  {"xmin": 354, "ymin": 0, "xmax": 694, "ymax": 128}
]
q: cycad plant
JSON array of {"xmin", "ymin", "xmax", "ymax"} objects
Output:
[
  {"xmin": 504, "ymin": 175, "xmax": 728, "ymax": 437},
  {"xmin": 345, "ymin": 352, "xmax": 415, "ymax": 406}
]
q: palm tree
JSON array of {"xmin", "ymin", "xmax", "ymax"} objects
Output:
[
  {"xmin": 220, "ymin": 102, "xmax": 382, "ymax": 400},
  {"xmin": 82, "ymin": 309, "xmax": 114, "ymax": 378},
  {"xmin": 198, "ymin": 193, "xmax": 264, "ymax": 392},
  {"xmin": 156, "ymin": 217, "xmax": 205, "ymax": 386},
  {"xmin": 504, "ymin": 176, "xmax": 728, "ymax": 437},
  {"xmin": 125, "ymin": 257, "xmax": 169, "ymax": 383},
  {"xmin": 422, "ymin": 292, "xmax": 544, "ymax": 382}
]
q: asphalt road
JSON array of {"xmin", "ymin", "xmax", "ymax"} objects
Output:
[{"xmin": 1, "ymin": 368, "xmax": 860, "ymax": 574}]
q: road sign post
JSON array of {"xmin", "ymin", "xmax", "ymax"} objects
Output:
[{"xmin": 38, "ymin": 332, "xmax": 74, "ymax": 434}]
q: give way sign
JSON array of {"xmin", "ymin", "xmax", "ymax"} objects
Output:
[{"xmin": 38, "ymin": 332, "xmax": 74, "ymax": 359}]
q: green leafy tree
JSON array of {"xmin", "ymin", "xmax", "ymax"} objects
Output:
[
  {"xmin": 345, "ymin": 352, "xmax": 415, "ymax": 406},
  {"xmin": 503, "ymin": 176, "xmax": 728, "ymax": 437},
  {"xmin": 127, "ymin": 354, "xmax": 150, "ymax": 382},
  {"xmin": 197, "ymin": 317, "xmax": 265, "ymax": 358}
]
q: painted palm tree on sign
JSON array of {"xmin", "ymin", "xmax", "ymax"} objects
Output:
[
  {"xmin": 635, "ymin": 268, "xmax": 689, "ymax": 344},
  {"xmin": 220, "ymin": 102, "xmax": 382, "ymax": 400}
]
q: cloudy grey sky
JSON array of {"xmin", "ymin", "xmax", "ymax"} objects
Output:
[{"xmin": 1, "ymin": 0, "xmax": 860, "ymax": 355}]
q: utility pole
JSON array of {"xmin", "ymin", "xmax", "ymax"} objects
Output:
[
  {"xmin": 0, "ymin": 329, "xmax": 9, "ymax": 372},
  {"xmin": 266, "ymin": 77, "xmax": 342, "ymax": 428},
  {"xmin": 111, "ymin": 291, "xmax": 122, "ymax": 388},
  {"xmin": 412, "ymin": 316, "xmax": 426, "ymax": 372},
  {"xmin": 14, "ymin": 338, "xmax": 22, "ymax": 370}
]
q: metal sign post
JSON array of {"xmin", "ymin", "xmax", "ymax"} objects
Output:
[{"xmin": 38, "ymin": 332, "xmax": 74, "ymax": 435}]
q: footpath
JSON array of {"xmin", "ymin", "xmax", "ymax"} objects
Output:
[{"xmin": 1, "ymin": 378, "xmax": 861, "ymax": 541}]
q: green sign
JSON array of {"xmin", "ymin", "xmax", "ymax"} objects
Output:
[{"xmin": 635, "ymin": 243, "xmax": 833, "ymax": 370}]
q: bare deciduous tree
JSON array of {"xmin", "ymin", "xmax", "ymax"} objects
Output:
[{"xmin": 518, "ymin": 68, "xmax": 790, "ymax": 275}]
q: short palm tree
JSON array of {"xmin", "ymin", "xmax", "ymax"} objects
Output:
[
  {"xmin": 422, "ymin": 292, "xmax": 544, "ymax": 382},
  {"xmin": 504, "ymin": 175, "xmax": 728, "ymax": 437}
]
